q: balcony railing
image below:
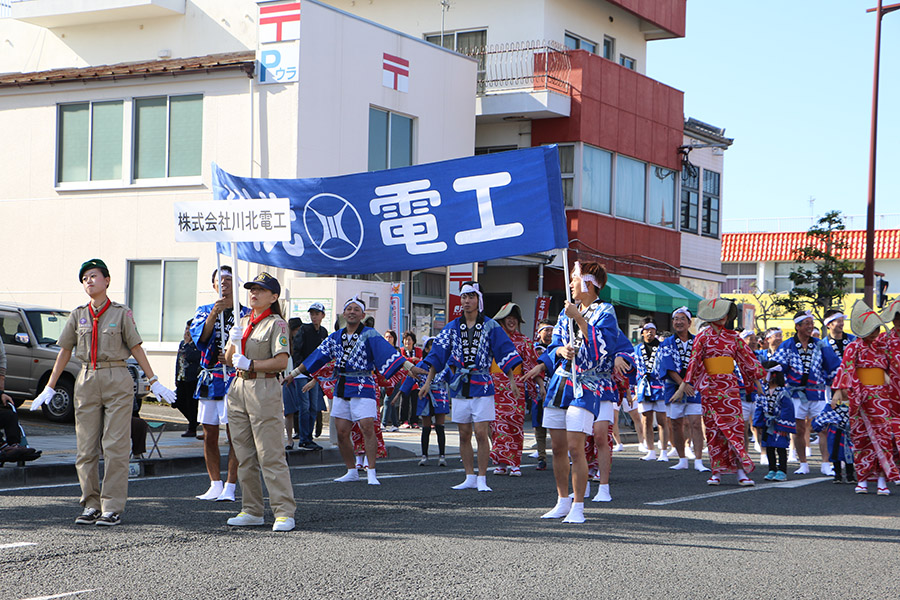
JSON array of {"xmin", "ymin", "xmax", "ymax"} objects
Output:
[
  {"xmin": 723, "ymin": 213, "xmax": 900, "ymax": 233},
  {"xmin": 0, "ymin": 1, "xmax": 12, "ymax": 19},
  {"xmin": 463, "ymin": 40, "xmax": 571, "ymax": 96}
]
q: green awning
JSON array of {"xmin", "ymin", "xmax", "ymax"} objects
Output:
[{"xmin": 598, "ymin": 273, "xmax": 702, "ymax": 314}]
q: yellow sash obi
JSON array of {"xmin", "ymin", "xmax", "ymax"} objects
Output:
[
  {"xmin": 490, "ymin": 359, "xmax": 523, "ymax": 376},
  {"xmin": 703, "ymin": 356, "xmax": 734, "ymax": 375},
  {"xmin": 857, "ymin": 368, "xmax": 885, "ymax": 386}
]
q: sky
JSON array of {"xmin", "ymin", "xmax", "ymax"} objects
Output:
[{"xmin": 646, "ymin": 0, "xmax": 900, "ymax": 232}]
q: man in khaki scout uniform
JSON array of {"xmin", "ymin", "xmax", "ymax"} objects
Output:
[{"xmin": 34, "ymin": 259, "xmax": 176, "ymax": 526}]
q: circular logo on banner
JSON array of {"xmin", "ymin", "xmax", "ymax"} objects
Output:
[{"xmin": 303, "ymin": 193, "xmax": 364, "ymax": 261}]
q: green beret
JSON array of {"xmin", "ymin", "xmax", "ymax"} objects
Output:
[{"xmin": 79, "ymin": 258, "xmax": 109, "ymax": 281}]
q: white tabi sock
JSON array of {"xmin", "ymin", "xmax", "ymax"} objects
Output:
[
  {"xmin": 592, "ymin": 483, "xmax": 611, "ymax": 502},
  {"xmin": 196, "ymin": 480, "xmax": 224, "ymax": 501},
  {"xmin": 569, "ymin": 480, "xmax": 590, "ymax": 499},
  {"xmin": 562, "ymin": 502, "xmax": 585, "ymax": 523},
  {"xmin": 452, "ymin": 474, "xmax": 478, "ymax": 490},
  {"xmin": 641, "ymin": 451, "xmax": 657, "ymax": 461},
  {"xmin": 335, "ymin": 469, "xmax": 360, "ymax": 483},
  {"xmin": 541, "ymin": 496, "xmax": 572, "ymax": 519},
  {"xmin": 794, "ymin": 462, "xmax": 809, "ymax": 475},
  {"xmin": 476, "ymin": 475, "xmax": 492, "ymax": 492},
  {"xmin": 670, "ymin": 458, "xmax": 689, "ymax": 470},
  {"xmin": 694, "ymin": 459, "xmax": 710, "ymax": 472},
  {"xmin": 215, "ymin": 482, "xmax": 236, "ymax": 502},
  {"xmin": 367, "ymin": 468, "xmax": 380, "ymax": 485}
]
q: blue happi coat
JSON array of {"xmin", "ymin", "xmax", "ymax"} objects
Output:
[
  {"xmin": 752, "ymin": 385, "xmax": 796, "ymax": 449},
  {"xmin": 190, "ymin": 303, "xmax": 251, "ymax": 399},
  {"xmin": 400, "ymin": 360, "xmax": 451, "ymax": 416},
  {"xmin": 423, "ymin": 314, "xmax": 522, "ymax": 398},
  {"xmin": 772, "ymin": 336, "xmax": 841, "ymax": 404},
  {"xmin": 303, "ymin": 326, "xmax": 406, "ymax": 400},
  {"xmin": 654, "ymin": 333, "xmax": 701, "ymax": 404},
  {"xmin": 538, "ymin": 301, "xmax": 635, "ymax": 418},
  {"xmin": 633, "ymin": 340, "xmax": 664, "ymax": 403}
]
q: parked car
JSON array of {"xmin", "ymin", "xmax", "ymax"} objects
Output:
[{"xmin": 0, "ymin": 302, "xmax": 150, "ymax": 422}]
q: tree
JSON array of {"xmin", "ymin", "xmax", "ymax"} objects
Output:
[
  {"xmin": 772, "ymin": 211, "xmax": 853, "ymax": 328},
  {"xmin": 749, "ymin": 283, "xmax": 787, "ymax": 333}
]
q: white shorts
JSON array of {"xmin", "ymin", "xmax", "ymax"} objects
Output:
[
  {"xmin": 331, "ymin": 397, "xmax": 378, "ymax": 422},
  {"xmin": 667, "ymin": 402, "xmax": 702, "ymax": 420},
  {"xmin": 792, "ymin": 399, "xmax": 826, "ymax": 420},
  {"xmin": 542, "ymin": 405, "xmax": 594, "ymax": 435},
  {"xmin": 593, "ymin": 402, "xmax": 615, "ymax": 424},
  {"xmin": 198, "ymin": 398, "xmax": 228, "ymax": 426},
  {"xmin": 742, "ymin": 400, "xmax": 754, "ymax": 422},
  {"xmin": 619, "ymin": 395, "xmax": 639, "ymax": 413},
  {"xmin": 451, "ymin": 396, "xmax": 495, "ymax": 424},
  {"xmin": 640, "ymin": 400, "xmax": 667, "ymax": 414}
]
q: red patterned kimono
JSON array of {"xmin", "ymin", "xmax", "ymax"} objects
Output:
[
  {"xmin": 312, "ymin": 361, "xmax": 387, "ymax": 459},
  {"xmin": 833, "ymin": 335, "xmax": 900, "ymax": 483},
  {"xmin": 883, "ymin": 328, "xmax": 900, "ymax": 446},
  {"xmin": 490, "ymin": 330, "xmax": 540, "ymax": 468},
  {"xmin": 684, "ymin": 326, "xmax": 763, "ymax": 476}
]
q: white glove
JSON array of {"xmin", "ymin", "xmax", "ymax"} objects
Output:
[
  {"xmin": 150, "ymin": 381, "xmax": 176, "ymax": 405},
  {"xmin": 233, "ymin": 353, "xmax": 252, "ymax": 371},
  {"xmin": 31, "ymin": 386, "xmax": 56, "ymax": 411},
  {"xmin": 228, "ymin": 325, "xmax": 244, "ymax": 348}
]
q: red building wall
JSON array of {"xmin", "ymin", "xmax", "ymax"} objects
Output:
[{"xmin": 607, "ymin": 0, "xmax": 686, "ymax": 38}]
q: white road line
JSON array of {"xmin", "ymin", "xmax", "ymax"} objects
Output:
[
  {"xmin": 645, "ymin": 476, "xmax": 831, "ymax": 506},
  {"xmin": 0, "ymin": 542, "xmax": 37, "ymax": 549},
  {"xmin": 19, "ymin": 590, "xmax": 95, "ymax": 600}
]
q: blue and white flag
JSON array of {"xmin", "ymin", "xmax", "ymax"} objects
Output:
[{"xmin": 212, "ymin": 146, "xmax": 567, "ymax": 275}]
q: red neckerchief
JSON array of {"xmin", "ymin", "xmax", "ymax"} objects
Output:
[
  {"xmin": 241, "ymin": 308, "xmax": 272, "ymax": 354},
  {"xmin": 88, "ymin": 299, "xmax": 112, "ymax": 369}
]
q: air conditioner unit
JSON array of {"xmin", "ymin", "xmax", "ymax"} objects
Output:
[{"xmin": 362, "ymin": 293, "xmax": 379, "ymax": 309}]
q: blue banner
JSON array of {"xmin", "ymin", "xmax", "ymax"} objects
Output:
[{"xmin": 212, "ymin": 146, "xmax": 567, "ymax": 275}]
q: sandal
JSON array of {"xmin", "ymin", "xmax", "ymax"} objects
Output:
[
  {"xmin": 706, "ymin": 475, "xmax": 720, "ymax": 486},
  {"xmin": 877, "ymin": 486, "xmax": 891, "ymax": 496},
  {"xmin": 738, "ymin": 477, "xmax": 755, "ymax": 487},
  {"xmin": 854, "ymin": 484, "xmax": 868, "ymax": 494}
]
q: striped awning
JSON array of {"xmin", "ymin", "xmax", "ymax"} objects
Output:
[{"xmin": 599, "ymin": 273, "xmax": 702, "ymax": 314}]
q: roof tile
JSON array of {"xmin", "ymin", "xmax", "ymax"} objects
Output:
[{"xmin": 722, "ymin": 230, "xmax": 900, "ymax": 262}]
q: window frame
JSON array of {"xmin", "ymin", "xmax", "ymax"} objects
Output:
[
  {"xmin": 701, "ymin": 169, "xmax": 721, "ymax": 238},
  {"xmin": 564, "ymin": 31, "xmax": 598, "ymax": 54},
  {"xmin": 603, "ymin": 36, "xmax": 616, "ymax": 60},
  {"xmin": 125, "ymin": 258, "xmax": 198, "ymax": 349},
  {"xmin": 619, "ymin": 54, "xmax": 636, "ymax": 70},
  {"xmin": 56, "ymin": 99, "xmax": 127, "ymax": 186},
  {"xmin": 723, "ymin": 263, "xmax": 757, "ymax": 294},
  {"xmin": 367, "ymin": 106, "xmax": 416, "ymax": 172},
  {"xmin": 680, "ymin": 165, "xmax": 700, "ymax": 234}
]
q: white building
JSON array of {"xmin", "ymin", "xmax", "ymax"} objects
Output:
[{"xmin": 0, "ymin": 0, "xmax": 476, "ymax": 384}]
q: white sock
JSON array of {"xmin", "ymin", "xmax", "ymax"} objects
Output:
[
  {"xmin": 541, "ymin": 496, "xmax": 573, "ymax": 519},
  {"xmin": 215, "ymin": 482, "xmax": 236, "ymax": 501},
  {"xmin": 592, "ymin": 483, "xmax": 611, "ymax": 502},
  {"xmin": 476, "ymin": 475, "xmax": 492, "ymax": 492},
  {"xmin": 878, "ymin": 475, "xmax": 887, "ymax": 488},
  {"xmin": 367, "ymin": 468, "xmax": 380, "ymax": 485},
  {"xmin": 562, "ymin": 501, "xmax": 585, "ymax": 523},
  {"xmin": 335, "ymin": 469, "xmax": 360, "ymax": 482},
  {"xmin": 452, "ymin": 474, "xmax": 478, "ymax": 490},
  {"xmin": 670, "ymin": 458, "xmax": 689, "ymax": 470},
  {"xmin": 196, "ymin": 480, "xmax": 224, "ymax": 500},
  {"xmin": 694, "ymin": 459, "xmax": 710, "ymax": 472},
  {"xmin": 736, "ymin": 468, "xmax": 747, "ymax": 479}
]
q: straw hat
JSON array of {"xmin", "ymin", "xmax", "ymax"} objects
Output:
[
  {"xmin": 494, "ymin": 302, "xmax": 525, "ymax": 323},
  {"xmin": 697, "ymin": 298, "xmax": 732, "ymax": 322},
  {"xmin": 850, "ymin": 299, "xmax": 884, "ymax": 338},
  {"xmin": 880, "ymin": 296, "xmax": 900, "ymax": 324}
]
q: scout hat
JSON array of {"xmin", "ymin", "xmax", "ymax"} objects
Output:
[
  {"xmin": 696, "ymin": 298, "xmax": 732, "ymax": 322},
  {"xmin": 850, "ymin": 299, "xmax": 884, "ymax": 338},
  {"xmin": 494, "ymin": 302, "xmax": 525, "ymax": 323},
  {"xmin": 244, "ymin": 272, "xmax": 281, "ymax": 295},
  {"xmin": 880, "ymin": 296, "xmax": 900, "ymax": 324},
  {"xmin": 79, "ymin": 258, "xmax": 109, "ymax": 281}
]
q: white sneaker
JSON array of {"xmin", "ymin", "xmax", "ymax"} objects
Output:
[
  {"xmin": 820, "ymin": 463, "xmax": 835, "ymax": 476},
  {"xmin": 272, "ymin": 517, "xmax": 295, "ymax": 531},
  {"xmin": 227, "ymin": 512, "xmax": 264, "ymax": 526},
  {"xmin": 541, "ymin": 497, "xmax": 572, "ymax": 519},
  {"xmin": 794, "ymin": 462, "xmax": 810, "ymax": 475}
]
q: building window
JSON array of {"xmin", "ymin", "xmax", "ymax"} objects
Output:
[
  {"xmin": 648, "ymin": 166, "xmax": 676, "ymax": 228},
  {"xmin": 680, "ymin": 166, "xmax": 699, "ymax": 233},
  {"xmin": 557, "ymin": 144, "xmax": 575, "ymax": 207},
  {"xmin": 133, "ymin": 94, "xmax": 203, "ymax": 179},
  {"xmin": 723, "ymin": 263, "xmax": 756, "ymax": 293},
  {"xmin": 368, "ymin": 107, "xmax": 414, "ymax": 171},
  {"xmin": 412, "ymin": 271, "xmax": 445, "ymax": 298},
  {"xmin": 843, "ymin": 262, "xmax": 864, "ymax": 293},
  {"xmin": 127, "ymin": 260, "xmax": 198, "ymax": 343},
  {"xmin": 564, "ymin": 32, "xmax": 596, "ymax": 54},
  {"xmin": 425, "ymin": 29, "xmax": 487, "ymax": 82},
  {"xmin": 774, "ymin": 262, "xmax": 800, "ymax": 293},
  {"xmin": 619, "ymin": 55, "xmax": 636, "ymax": 70},
  {"xmin": 581, "ymin": 144, "xmax": 611, "ymax": 214},
  {"xmin": 702, "ymin": 170, "xmax": 721, "ymax": 238},
  {"xmin": 474, "ymin": 145, "xmax": 518, "ymax": 155},
  {"xmin": 615, "ymin": 155, "xmax": 646, "ymax": 222},
  {"xmin": 57, "ymin": 101, "xmax": 124, "ymax": 183},
  {"xmin": 603, "ymin": 36, "xmax": 616, "ymax": 60}
]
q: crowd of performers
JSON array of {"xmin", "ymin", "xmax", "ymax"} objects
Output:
[{"xmin": 40, "ymin": 256, "xmax": 900, "ymax": 529}]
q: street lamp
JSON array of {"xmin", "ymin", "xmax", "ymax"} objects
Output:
[{"xmin": 864, "ymin": 1, "xmax": 900, "ymax": 305}]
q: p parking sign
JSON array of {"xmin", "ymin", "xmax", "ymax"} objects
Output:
[{"xmin": 259, "ymin": 42, "xmax": 299, "ymax": 84}]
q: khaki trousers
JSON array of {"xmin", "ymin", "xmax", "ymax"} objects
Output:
[
  {"xmin": 74, "ymin": 366, "xmax": 133, "ymax": 514},
  {"xmin": 228, "ymin": 378, "xmax": 296, "ymax": 518}
]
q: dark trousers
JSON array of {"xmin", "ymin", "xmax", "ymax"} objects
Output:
[
  {"xmin": 0, "ymin": 408, "xmax": 22, "ymax": 446},
  {"xmin": 399, "ymin": 391, "xmax": 419, "ymax": 426},
  {"xmin": 174, "ymin": 379, "xmax": 199, "ymax": 432}
]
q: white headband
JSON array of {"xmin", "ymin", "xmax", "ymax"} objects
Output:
[
  {"xmin": 642, "ymin": 323, "xmax": 657, "ymax": 331},
  {"xmin": 459, "ymin": 283, "xmax": 484, "ymax": 313},
  {"xmin": 672, "ymin": 306, "xmax": 692, "ymax": 320},
  {"xmin": 537, "ymin": 324, "xmax": 553, "ymax": 333},
  {"xmin": 823, "ymin": 313, "xmax": 845, "ymax": 327},
  {"xmin": 343, "ymin": 296, "xmax": 366, "ymax": 312},
  {"xmin": 766, "ymin": 363, "xmax": 783, "ymax": 383},
  {"xmin": 793, "ymin": 311, "xmax": 813, "ymax": 324},
  {"xmin": 765, "ymin": 328, "xmax": 782, "ymax": 339},
  {"xmin": 739, "ymin": 329, "xmax": 754, "ymax": 340},
  {"xmin": 572, "ymin": 261, "xmax": 600, "ymax": 293}
]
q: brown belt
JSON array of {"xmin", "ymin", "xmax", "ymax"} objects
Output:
[
  {"xmin": 236, "ymin": 370, "xmax": 278, "ymax": 380},
  {"xmin": 82, "ymin": 360, "xmax": 128, "ymax": 371}
]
